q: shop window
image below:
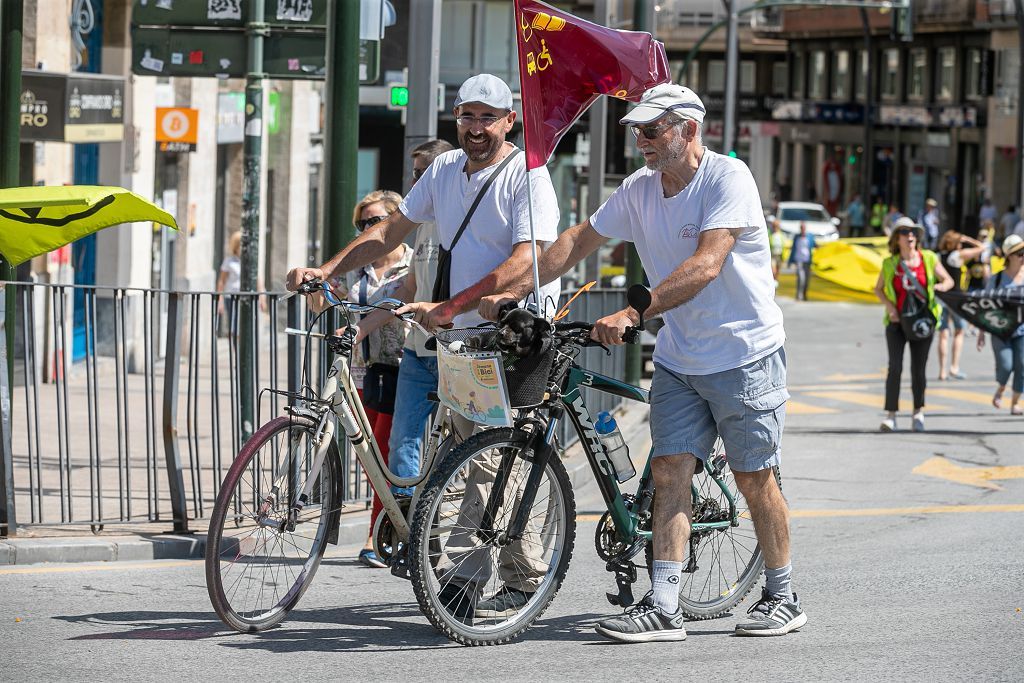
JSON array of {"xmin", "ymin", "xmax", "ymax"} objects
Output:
[
  {"xmin": 440, "ymin": 1, "xmax": 517, "ymax": 86},
  {"xmin": 935, "ymin": 47, "xmax": 956, "ymax": 101},
  {"xmin": 809, "ymin": 50, "xmax": 827, "ymax": 99},
  {"xmin": 792, "ymin": 52, "xmax": 805, "ymax": 98},
  {"xmin": 880, "ymin": 48, "xmax": 900, "ymax": 100},
  {"xmin": 708, "ymin": 60, "xmax": 725, "ymax": 93},
  {"xmin": 831, "ymin": 51, "xmax": 849, "ymax": 100},
  {"xmin": 907, "ymin": 49, "xmax": 927, "ymax": 100},
  {"xmin": 740, "ymin": 61, "xmax": 756, "ymax": 94},
  {"xmin": 995, "ymin": 48, "xmax": 1020, "ymax": 115},
  {"xmin": 772, "ymin": 61, "xmax": 788, "ymax": 96},
  {"xmin": 854, "ymin": 51, "xmax": 868, "ymax": 100}
]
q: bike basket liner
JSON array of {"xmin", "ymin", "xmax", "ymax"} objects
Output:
[{"xmin": 434, "ymin": 327, "xmax": 555, "ymax": 408}]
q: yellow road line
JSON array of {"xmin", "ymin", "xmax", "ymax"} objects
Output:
[
  {"xmin": 786, "ymin": 400, "xmax": 837, "ymax": 415},
  {"xmin": 927, "ymin": 387, "xmax": 997, "ymax": 407},
  {"xmin": 578, "ymin": 503, "xmax": 1024, "ymax": 524},
  {"xmin": 805, "ymin": 390, "xmax": 950, "ymax": 412}
]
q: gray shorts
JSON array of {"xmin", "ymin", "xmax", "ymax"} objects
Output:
[{"xmin": 649, "ymin": 347, "xmax": 789, "ymax": 473}]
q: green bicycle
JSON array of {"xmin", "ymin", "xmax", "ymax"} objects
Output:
[{"xmin": 408, "ymin": 286, "xmax": 776, "ymax": 645}]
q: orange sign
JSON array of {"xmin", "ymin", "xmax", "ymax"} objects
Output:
[{"xmin": 155, "ymin": 107, "xmax": 198, "ymax": 152}]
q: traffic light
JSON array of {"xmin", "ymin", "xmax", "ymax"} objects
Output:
[
  {"xmin": 727, "ymin": 150, "xmax": 738, "ymax": 158},
  {"xmin": 388, "ymin": 84, "xmax": 409, "ymax": 109},
  {"xmin": 891, "ymin": 3, "xmax": 913, "ymax": 42},
  {"xmin": 848, "ymin": 153, "xmax": 857, "ymax": 165}
]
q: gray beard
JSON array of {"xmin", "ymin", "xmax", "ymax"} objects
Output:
[{"xmin": 646, "ymin": 136, "xmax": 686, "ymax": 172}]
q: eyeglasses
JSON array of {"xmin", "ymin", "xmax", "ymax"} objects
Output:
[
  {"xmin": 356, "ymin": 215, "xmax": 387, "ymax": 231},
  {"xmin": 455, "ymin": 114, "xmax": 505, "ymax": 128},
  {"xmin": 896, "ymin": 228, "xmax": 916, "ymax": 237},
  {"xmin": 630, "ymin": 119, "xmax": 678, "ymax": 141}
]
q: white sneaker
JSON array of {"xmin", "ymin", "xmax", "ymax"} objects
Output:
[
  {"xmin": 880, "ymin": 416, "xmax": 897, "ymax": 432},
  {"xmin": 912, "ymin": 413, "xmax": 925, "ymax": 432}
]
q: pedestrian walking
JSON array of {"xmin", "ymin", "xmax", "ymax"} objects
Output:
[
  {"xmin": 287, "ymin": 74, "xmax": 560, "ymax": 612},
  {"xmin": 870, "ymin": 197, "xmax": 887, "ymax": 235},
  {"xmin": 873, "ymin": 217, "xmax": 954, "ymax": 433},
  {"xmin": 215, "ymin": 231, "xmax": 241, "ymax": 337},
  {"xmin": 883, "ymin": 204, "xmax": 904, "ymax": 237},
  {"xmin": 978, "ymin": 198, "xmax": 998, "ymax": 225},
  {"xmin": 845, "ymin": 194, "xmax": 866, "ymax": 238},
  {"xmin": 769, "ymin": 218, "xmax": 784, "ymax": 288},
  {"xmin": 483, "ymin": 82, "xmax": 803, "ymax": 642},
  {"xmin": 999, "ymin": 205, "xmax": 1019, "ymax": 239},
  {"xmin": 310, "ymin": 189, "xmax": 412, "ymax": 568},
  {"xmin": 788, "ymin": 222, "xmax": 815, "ymax": 301},
  {"xmin": 922, "ymin": 198, "xmax": 941, "ymax": 249},
  {"xmin": 935, "ymin": 229, "xmax": 986, "ymax": 380},
  {"xmin": 976, "ymin": 234, "xmax": 1024, "ymax": 415}
]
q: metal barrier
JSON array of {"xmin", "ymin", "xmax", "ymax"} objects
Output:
[{"xmin": 0, "ymin": 282, "xmax": 630, "ymax": 535}]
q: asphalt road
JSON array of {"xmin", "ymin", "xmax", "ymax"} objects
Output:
[{"xmin": 3, "ymin": 298, "xmax": 1023, "ymax": 681}]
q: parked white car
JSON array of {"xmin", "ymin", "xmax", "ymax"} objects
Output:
[{"xmin": 772, "ymin": 202, "xmax": 841, "ymax": 243}]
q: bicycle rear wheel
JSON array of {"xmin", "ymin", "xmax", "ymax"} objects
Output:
[
  {"xmin": 409, "ymin": 427, "xmax": 576, "ymax": 645},
  {"xmin": 205, "ymin": 415, "xmax": 342, "ymax": 632},
  {"xmin": 646, "ymin": 438, "xmax": 779, "ymax": 619}
]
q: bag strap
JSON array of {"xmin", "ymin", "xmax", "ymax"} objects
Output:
[
  {"xmin": 446, "ymin": 148, "xmax": 521, "ymax": 252},
  {"xmin": 900, "ymin": 259, "xmax": 929, "ymax": 302},
  {"xmin": 358, "ymin": 270, "xmax": 371, "ymax": 361}
]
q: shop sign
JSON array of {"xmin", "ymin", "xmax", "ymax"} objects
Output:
[
  {"xmin": 878, "ymin": 105, "xmax": 931, "ymax": 127},
  {"xmin": 935, "ymin": 106, "xmax": 977, "ymax": 128},
  {"xmin": 217, "ymin": 92, "xmax": 245, "ymax": 143},
  {"xmin": 156, "ymin": 107, "xmax": 199, "ymax": 152},
  {"xmin": 20, "ymin": 70, "xmax": 125, "ymax": 143}
]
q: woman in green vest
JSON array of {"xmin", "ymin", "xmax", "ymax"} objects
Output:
[{"xmin": 873, "ymin": 217, "xmax": 954, "ymax": 432}]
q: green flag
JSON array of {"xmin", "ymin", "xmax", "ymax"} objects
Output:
[{"xmin": 0, "ymin": 185, "xmax": 177, "ymax": 266}]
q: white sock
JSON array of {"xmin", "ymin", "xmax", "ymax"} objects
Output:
[{"xmin": 651, "ymin": 560, "xmax": 682, "ymax": 613}]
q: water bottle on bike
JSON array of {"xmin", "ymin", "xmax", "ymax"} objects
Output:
[{"xmin": 595, "ymin": 411, "xmax": 635, "ymax": 483}]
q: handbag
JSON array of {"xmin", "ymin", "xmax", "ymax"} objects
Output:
[
  {"xmin": 431, "ymin": 149, "xmax": 521, "ymax": 303},
  {"xmin": 898, "ymin": 259, "xmax": 936, "ymax": 341}
]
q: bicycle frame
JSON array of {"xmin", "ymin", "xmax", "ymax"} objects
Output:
[{"xmin": 558, "ymin": 365, "xmax": 739, "ymax": 544}]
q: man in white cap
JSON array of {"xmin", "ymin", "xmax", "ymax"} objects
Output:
[
  {"xmin": 922, "ymin": 198, "xmax": 941, "ymax": 249},
  {"xmin": 482, "ymin": 82, "xmax": 805, "ymax": 642},
  {"xmin": 286, "ymin": 73, "xmax": 558, "ymax": 619}
]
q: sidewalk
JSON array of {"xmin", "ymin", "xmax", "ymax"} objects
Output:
[{"xmin": 0, "ymin": 395, "xmax": 652, "ymax": 566}]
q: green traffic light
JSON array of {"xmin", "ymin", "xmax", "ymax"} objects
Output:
[
  {"xmin": 848, "ymin": 155, "xmax": 857, "ymax": 165},
  {"xmin": 390, "ymin": 86, "xmax": 409, "ymax": 107},
  {"xmin": 727, "ymin": 150, "xmax": 737, "ymax": 158}
]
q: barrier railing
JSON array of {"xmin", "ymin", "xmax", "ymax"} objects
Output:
[{"xmin": 0, "ymin": 282, "xmax": 629, "ymax": 536}]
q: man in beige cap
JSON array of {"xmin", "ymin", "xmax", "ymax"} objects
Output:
[
  {"xmin": 482, "ymin": 82, "xmax": 803, "ymax": 643},
  {"xmin": 922, "ymin": 198, "xmax": 940, "ymax": 249}
]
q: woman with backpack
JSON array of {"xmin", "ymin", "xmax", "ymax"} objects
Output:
[{"xmin": 873, "ymin": 217, "xmax": 954, "ymax": 432}]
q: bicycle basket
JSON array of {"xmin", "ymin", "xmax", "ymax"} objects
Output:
[{"xmin": 433, "ymin": 326, "xmax": 554, "ymax": 408}]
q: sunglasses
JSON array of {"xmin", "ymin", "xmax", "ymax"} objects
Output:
[
  {"xmin": 630, "ymin": 119, "xmax": 680, "ymax": 141},
  {"xmin": 356, "ymin": 215, "xmax": 387, "ymax": 231},
  {"xmin": 896, "ymin": 228, "xmax": 917, "ymax": 237}
]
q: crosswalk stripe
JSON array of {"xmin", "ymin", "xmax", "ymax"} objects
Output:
[
  {"xmin": 805, "ymin": 390, "xmax": 950, "ymax": 412},
  {"xmin": 926, "ymin": 387, "xmax": 996, "ymax": 407},
  {"xmin": 786, "ymin": 400, "xmax": 837, "ymax": 415}
]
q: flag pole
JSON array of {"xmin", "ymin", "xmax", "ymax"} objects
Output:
[{"xmin": 524, "ymin": 167, "xmax": 545, "ymax": 316}]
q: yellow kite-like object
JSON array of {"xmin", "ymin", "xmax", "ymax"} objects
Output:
[{"xmin": 0, "ymin": 185, "xmax": 177, "ymax": 266}]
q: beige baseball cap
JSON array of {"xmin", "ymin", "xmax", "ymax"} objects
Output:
[
  {"xmin": 1003, "ymin": 233, "xmax": 1024, "ymax": 257},
  {"xmin": 619, "ymin": 83, "xmax": 706, "ymax": 125}
]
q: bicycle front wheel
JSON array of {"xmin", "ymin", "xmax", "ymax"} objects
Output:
[
  {"xmin": 409, "ymin": 427, "xmax": 576, "ymax": 645},
  {"xmin": 205, "ymin": 415, "xmax": 342, "ymax": 632}
]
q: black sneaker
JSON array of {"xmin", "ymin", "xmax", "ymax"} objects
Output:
[
  {"xmin": 437, "ymin": 582, "xmax": 476, "ymax": 623},
  {"xmin": 475, "ymin": 587, "xmax": 533, "ymax": 618},
  {"xmin": 734, "ymin": 587, "xmax": 806, "ymax": 636},
  {"xmin": 595, "ymin": 594, "xmax": 687, "ymax": 643}
]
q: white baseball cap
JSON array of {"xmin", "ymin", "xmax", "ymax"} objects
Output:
[
  {"xmin": 454, "ymin": 74, "xmax": 513, "ymax": 110},
  {"xmin": 1003, "ymin": 233, "xmax": 1024, "ymax": 257},
  {"xmin": 619, "ymin": 83, "xmax": 706, "ymax": 125}
]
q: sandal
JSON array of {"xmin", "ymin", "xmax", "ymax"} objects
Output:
[{"xmin": 993, "ymin": 390, "xmax": 1004, "ymax": 409}]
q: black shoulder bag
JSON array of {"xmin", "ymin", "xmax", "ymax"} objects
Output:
[
  {"xmin": 899, "ymin": 259, "xmax": 936, "ymax": 341},
  {"xmin": 431, "ymin": 149, "xmax": 521, "ymax": 303}
]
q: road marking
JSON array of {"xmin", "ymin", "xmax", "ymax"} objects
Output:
[
  {"xmin": 824, "ymin": 371, "xmax": 886, "ymax": 382},
  {"xmin": 786, "ymin": 400, "xmax": 837, "ymax": 415},
  {"xmin": 913, "ymin": 456, "xmax": 1024, "ymax": 491},
  {"xmin": 578, "ymin": 503, "xmax": 1024, "ymax": 523},
  {"xmin": 0, "ymin": 559, "xmax": 200, "ymax": 575},
  {"xmin": 926, "ymin": 387, "xmax": 997, "ymax": 407},
  {"xmin": 806, "ymin": 390, "xmax": 950, "ymax": 412}
]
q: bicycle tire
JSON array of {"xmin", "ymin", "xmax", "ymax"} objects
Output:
[
  {"xmin": 206, "ymin": 414, "xmax": 342, "ymax": 632},
  {"xmin": 409, "ymin": 427, "xmax": 576, "ymax": 646},
  {"xmin": 645, "ymin": 442, "xmax": 781, "ymax": 620}
]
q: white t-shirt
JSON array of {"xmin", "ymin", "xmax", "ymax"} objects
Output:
[
  {"xmin": 399, "ymin": 146, "xmax": 561, "ymax": 327},
  {"xmin": 590, "ymin": 149, "xmax": 785, "ymax": 375},
  {"xmin": 405, "ymin": 221, "xmax": 440, "ymax": 356},
  {"xmin": 219, "ymin": 255, "xmax": 241, "ymax": 293}
]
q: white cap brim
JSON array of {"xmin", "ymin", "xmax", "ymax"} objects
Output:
[{"xmin": 620, "ymin": 103, "xmax": 704, "ymax": 125}]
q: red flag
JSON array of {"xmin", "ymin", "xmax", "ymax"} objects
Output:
[{"xmin": 514, "ymin": 0, "xmax": 671, "ymax": 170}]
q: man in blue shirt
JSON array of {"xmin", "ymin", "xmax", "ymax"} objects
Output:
[
  {"xmin": 788, "ymin": 222, "xmax": 815, "ymax": 301},
  {"xmin": 845, "ymin": 194, "xmax": 866, "ymax": 238}
]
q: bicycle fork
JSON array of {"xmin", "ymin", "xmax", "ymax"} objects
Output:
[{"xmin": 477, "ymin": 407, "xmax": 562, "ymax": 546}]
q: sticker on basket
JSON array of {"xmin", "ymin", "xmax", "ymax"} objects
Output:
[{"xmin": 437, "ymin": 344, "xmax": 513, "ymax": 427}]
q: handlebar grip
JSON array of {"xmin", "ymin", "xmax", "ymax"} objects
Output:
[
  {"xmin": 497, "ymin": 301, "xmax": 520, "ymax": 321},
  {"xmin": 622, "ymin": 327, "xmax": 641, "ymax": 345}
]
